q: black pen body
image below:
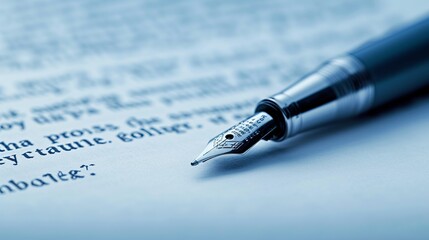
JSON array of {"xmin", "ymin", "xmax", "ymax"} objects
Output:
[
  {"xmin": 256, "ymin": 16, "xmax": 429, "ymax": 140},
  {"xmin": 351, "ymin": 16, "xmax": 429, "ymax": 107}
]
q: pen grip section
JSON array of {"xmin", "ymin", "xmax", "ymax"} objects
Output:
[{"xmin": 256, "ymin": 56, "xmax": 373, "ymax": 140}]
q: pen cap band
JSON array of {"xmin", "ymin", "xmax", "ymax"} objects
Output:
[{"xmin": 256, "ymin": 55, "xmax": 374, "ymax": 141}]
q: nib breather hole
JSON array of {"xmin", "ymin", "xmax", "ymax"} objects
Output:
[{"xmin": 225, "ymin": 134, "xmax": 234, "ymax": 140}]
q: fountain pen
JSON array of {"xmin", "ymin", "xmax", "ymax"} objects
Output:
[{"xmin": 191, "ymin": 16, "xmax": 429, "ymax": 166}]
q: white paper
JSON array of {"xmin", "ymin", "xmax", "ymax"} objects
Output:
[{"xmin": 0, "ymin": 0, "xmax": 428, "ymax": 239}]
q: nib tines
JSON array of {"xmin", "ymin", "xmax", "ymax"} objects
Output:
[{"xmin": 191, "ymin": 112, "xmax": 276, "ymax": 166}]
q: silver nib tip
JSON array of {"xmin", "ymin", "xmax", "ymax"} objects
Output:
[{"xmin": 191, "ymin": 112, "xmax": 276, "ymax": 166}]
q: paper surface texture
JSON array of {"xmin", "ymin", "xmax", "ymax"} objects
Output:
[{"xmin": 0, "ymin": 0, "xmax": 428, "ymax": 239}]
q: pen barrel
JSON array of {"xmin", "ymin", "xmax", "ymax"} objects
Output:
[
  {"xmin": 350, "ymin": 16, "xmax": 429, "ymax": 107},
  {"xmin": 256, "ymin": 16, "xmax": 429, "ymax": 141}
]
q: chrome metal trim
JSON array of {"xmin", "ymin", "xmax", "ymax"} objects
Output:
[{"xmin": 256, "ymin": 55, "xmax": 374, "ymax": 141}]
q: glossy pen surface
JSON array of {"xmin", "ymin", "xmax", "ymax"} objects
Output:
[{"xmin": 192, "ymin": 16, "xmax": 429, "ymax": 166}]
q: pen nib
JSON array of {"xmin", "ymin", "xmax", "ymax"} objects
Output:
[{"xmin": 191, "ymin": 112, "xmax": 276, "ymax": 166}]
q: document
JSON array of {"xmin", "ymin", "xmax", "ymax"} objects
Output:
[{"xmin": 0, "ymin": 0, "xmax": 428, "ymax": 239}]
